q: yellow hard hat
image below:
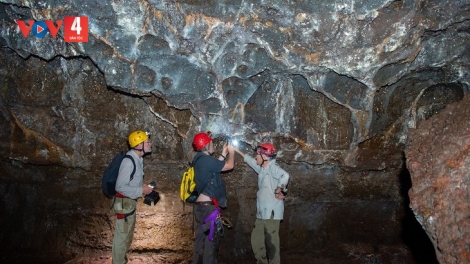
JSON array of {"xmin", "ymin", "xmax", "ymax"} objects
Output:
[{"xmin": 128, "ymin": 130, "xmax": 149, "ymax": 148}]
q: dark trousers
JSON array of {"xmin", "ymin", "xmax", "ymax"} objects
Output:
[{"xmin": 191, "ymin": 204, "xmax": 220, "ymax": 264}]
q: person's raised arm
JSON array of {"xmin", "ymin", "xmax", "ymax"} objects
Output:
[
  {"xmin": 218, "ymin": 142, "xmax": 229, "ymax": 161},
  {"xmin": 222, "ymin": 144, "xmax": 235, "ymax": 171},
  {"xmin": 234, "ymin": 147, "xmax": 245, "ymax": 158}
]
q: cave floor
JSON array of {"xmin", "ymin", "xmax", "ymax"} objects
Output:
[
  {"xmin": 65, "ymin": 254, "xmax": 417, "ymax": 264},
  {"xmin": 1, "ymin": 252, "xmax": 421, "ymax": 264},
  {"xmin": 1, "ymin": 241, "xmax": 434, "ymax": 264}
]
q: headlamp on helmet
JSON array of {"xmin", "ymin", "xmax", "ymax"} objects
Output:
[{"xmin": 255, "ymin": 142, "xmax": 276, "ymax": 157}]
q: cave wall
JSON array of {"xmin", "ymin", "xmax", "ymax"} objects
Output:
[
  {"xmin": 0, "ymin": 48, "xmax": 416, "ymax": 263},
  {"xmin": 406, "ymin": 94, "xmax": 470, "ymax": 264},
  {"xmin": 0, "ymin": 0, "xmax": 470, "ymax": 263}
]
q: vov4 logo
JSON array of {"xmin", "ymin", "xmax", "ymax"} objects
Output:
[{"xmin": 16, "ymin": 16, "xmax": 88, "ymax": 42}]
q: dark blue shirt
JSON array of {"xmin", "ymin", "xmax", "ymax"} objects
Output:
[{"xmin": 193, "ymin": 152, "xmax": 227, "ymax": 208}]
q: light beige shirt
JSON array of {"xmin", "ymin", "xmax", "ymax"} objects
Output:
[{"xmin": 244, "ymin": 155, "xmax": 290, "ymax": 220}]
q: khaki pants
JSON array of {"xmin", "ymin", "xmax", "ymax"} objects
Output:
[
  {"xmin": 112, "ymin": 198, "xmax": 137, "ymax": 264},
  {"xmin": 251, "ymin": 216, "xmax": 281, "ymax": 264}
]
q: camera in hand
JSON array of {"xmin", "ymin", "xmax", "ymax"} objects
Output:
[{"xmin": 144, "ymin": 181, "xmax": 160, "ymax": 206}]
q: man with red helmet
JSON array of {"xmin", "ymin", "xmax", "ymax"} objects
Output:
[
  {"xmin": 234, "ymin": 142, "xmax": 290, "ymax": 264},
  {"xmin": 191, "ymin": 131, "xmax": 235, "ymax": 264}
]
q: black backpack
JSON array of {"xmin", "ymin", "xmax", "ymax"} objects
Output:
[{"xmin": 101, "ymin": 152, "xmax": 136, "ymax": 198}]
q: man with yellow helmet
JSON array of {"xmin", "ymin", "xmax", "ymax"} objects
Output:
[{"xmin": 112, "ymin": 130, "xmax": 154, "ymax": 264}]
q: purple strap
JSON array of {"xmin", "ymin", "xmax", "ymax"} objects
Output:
[{"xmin": 203, "ymin": 208, "xmax": 220, "ymax": 241}]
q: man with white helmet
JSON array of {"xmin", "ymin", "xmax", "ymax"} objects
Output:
[
  {"xmin": 234, "ymin": 142, "xmax": 290, "ymax": 264},
  {"xmin": 112, "ymin": 130, "xmax": 154, "ymax": 264}
]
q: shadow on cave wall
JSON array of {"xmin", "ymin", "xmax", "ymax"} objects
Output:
[{"xmin": 399, "ymin": 167, "xmax": 438, "ymax": 264}]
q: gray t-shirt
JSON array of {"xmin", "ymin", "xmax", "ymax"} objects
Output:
[{"xmin": 115, "ymin": 150, "xmax": 144, "ymax": 199}]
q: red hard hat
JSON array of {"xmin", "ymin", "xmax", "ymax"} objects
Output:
[
  {"xmin": 256, "ymin": 142, "xmax": 276, "ymax": 157},
  {"xmin": 192, "ymin": 132, "xmax": 212, "ymax": 151}
]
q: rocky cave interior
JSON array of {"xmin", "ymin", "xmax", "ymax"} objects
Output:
[{"xmin": 0, "ymin": 1, "xmax": 469, "ymax": 264}]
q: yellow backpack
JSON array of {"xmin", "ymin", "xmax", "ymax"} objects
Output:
[{"xmin": 180, "ymin": 155, "xmax": 202, "ymax": 203}]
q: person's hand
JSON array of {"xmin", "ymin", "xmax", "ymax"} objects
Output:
[
  {"xmin": 275, "ymin": 192, "xmax": 286, "ymax": 200},
  {"xmin": 233, "ymin": 146, "xmax": 244, "ymax": 156},
  {"xmin": 142, "ymin": 184, "xmax": 153, "ymax": 195},
  {"xmin": 274, "ymin": 187, "xmax": 286, "ymax": 200}
]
